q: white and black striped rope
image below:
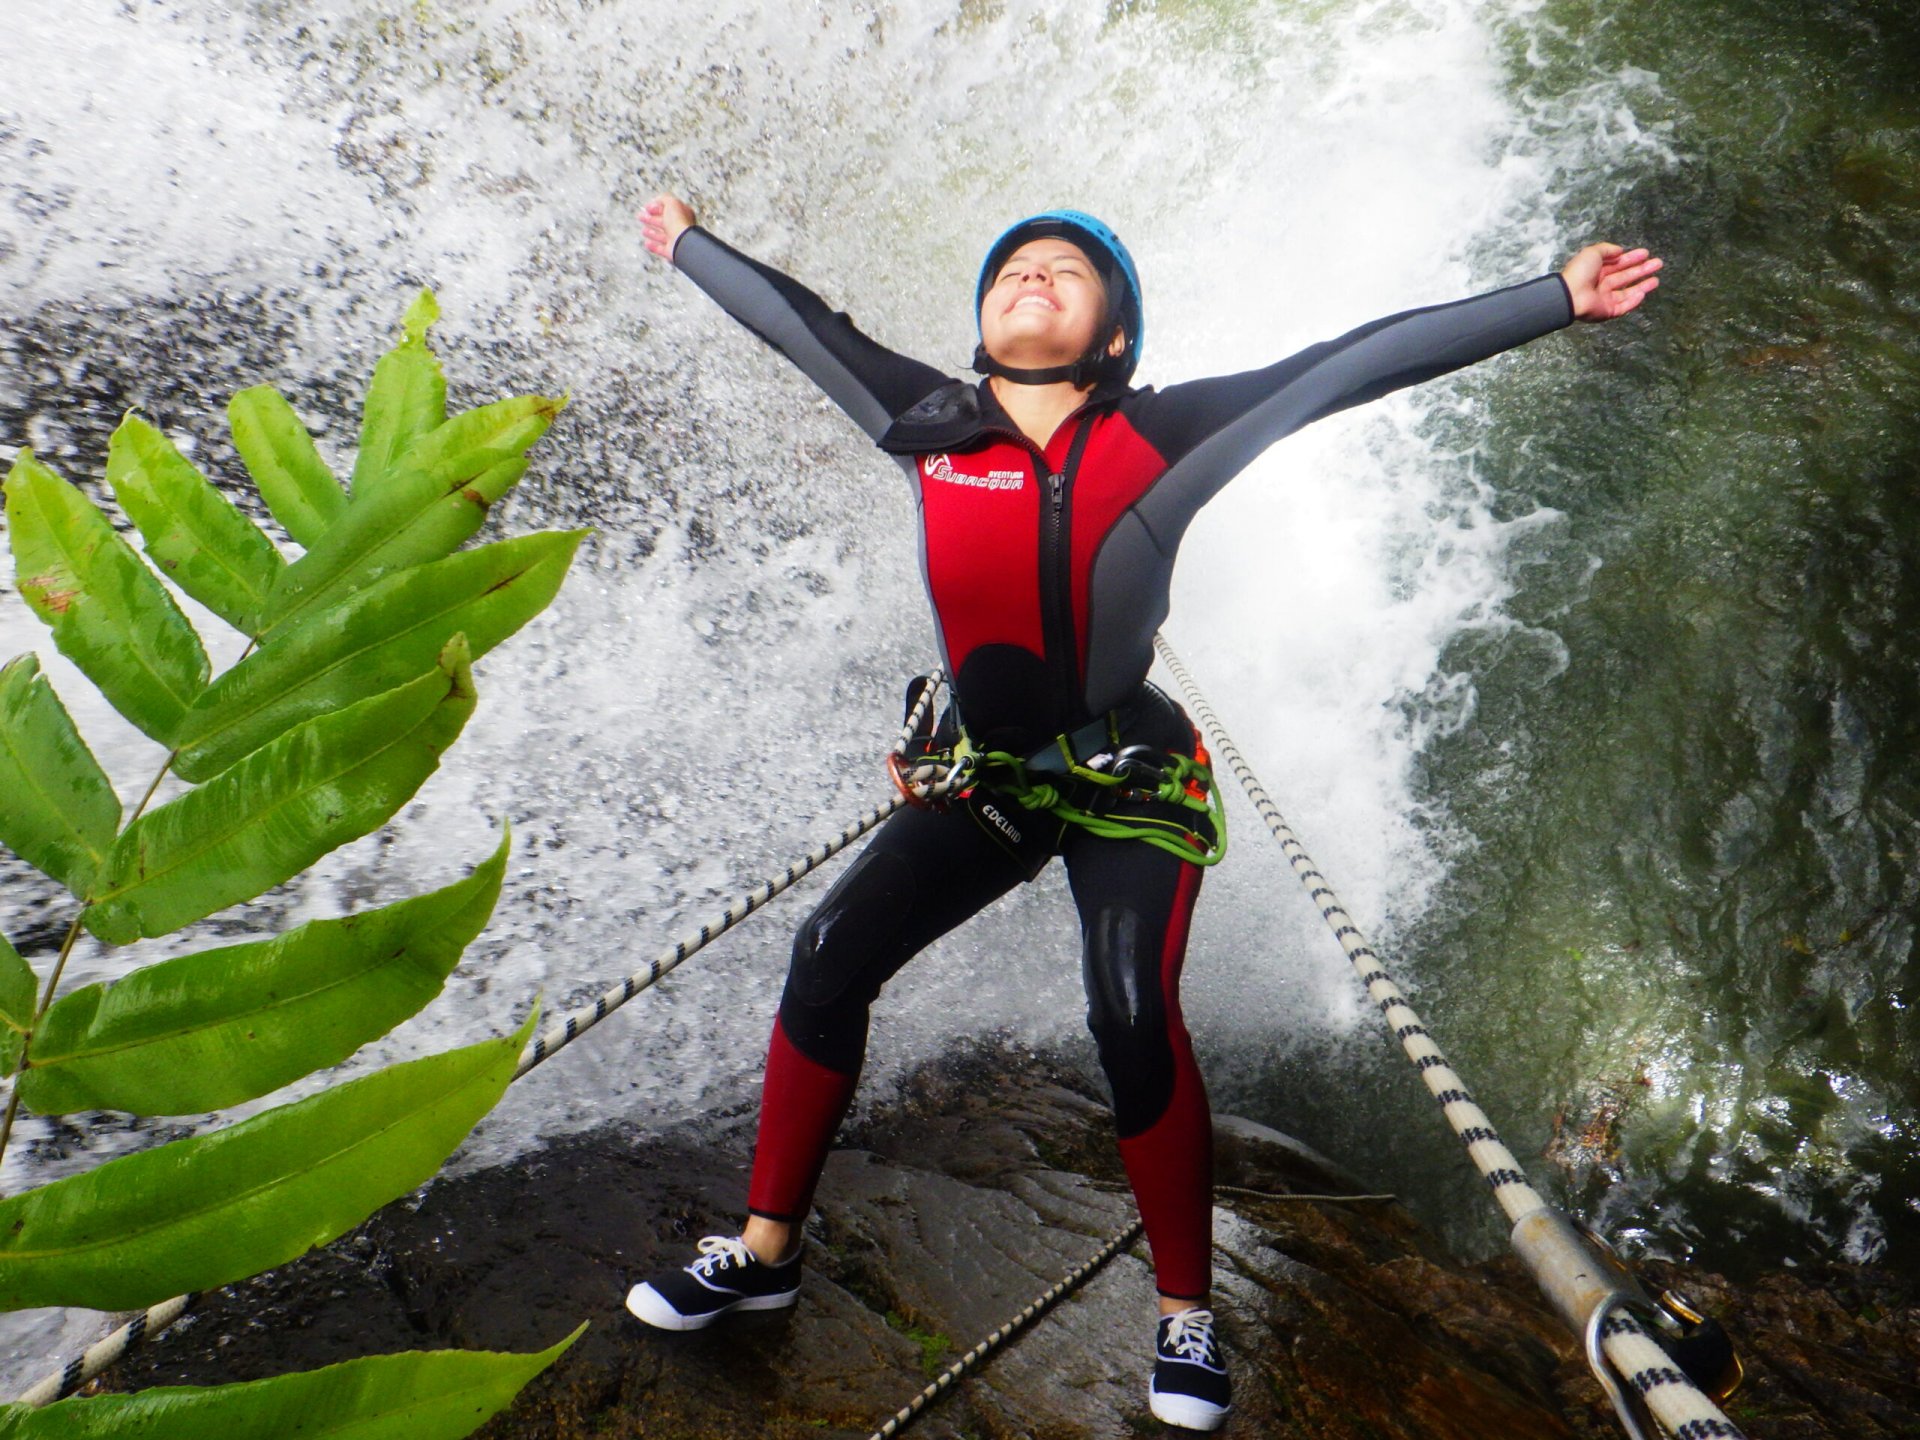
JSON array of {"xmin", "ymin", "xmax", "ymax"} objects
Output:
[
  {"xmin": 1151, "ymin": 635, "xmax": 1745, "ymax": 1440},
  {"xmin": 16, "ymin": 678, "xmax": 976, "ymax": 1408},
  {"xmin": 864, "ymin": 1218, "xmax": 1144, "ymax": 1440},
  {"xmin": 889, "ymin": 668, "xmax": 948, "ymax": 760},
  {"xmin": 515, "ymin": 793, "xmax": 908, "ymax": 1080},
  {"xmin": 516, "ymin": 673, "xmax": 969, "ymax": 1080},
  {"xmin": 1151, "ymin": 634, "xmax": 1542, "ymax": 1221},
  {"xmin": 12, "ymin": 1293, "xmax": 199, "ymax": 1409}
]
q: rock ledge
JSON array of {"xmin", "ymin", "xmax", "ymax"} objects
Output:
[{"xmin": 106, "ymin": 1044, "xmax": 1918, "ymax": 1438}]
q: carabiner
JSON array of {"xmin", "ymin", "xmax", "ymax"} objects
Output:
[
  {"xmin": 1110, "ymin": 745, "xmax": 1168, "ymax": 786},
  {"xmin": 886, "ymin": 750, "xmax": 938, "ymax": 809}
]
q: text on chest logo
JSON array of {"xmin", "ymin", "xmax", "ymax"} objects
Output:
[{"xmin": 925, "ymin": 452, "xmax": 1026, "ymax": 492}]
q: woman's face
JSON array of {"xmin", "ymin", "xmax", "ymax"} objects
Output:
[{"xmin": 978, "ymin": 238, "xmax": 1122, "ymax": 370}]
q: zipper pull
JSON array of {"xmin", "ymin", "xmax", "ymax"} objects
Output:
[{"xmin": 1048, "ymin": 470, "xmax": 1065, "ymax": 509}]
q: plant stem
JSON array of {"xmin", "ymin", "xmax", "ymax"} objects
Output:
[
  {"xmin": 0, "ymin": 637, "xmax": 258, "ymax": 1187},
  {"xmin": 125, "ymin": 759, "xmax": 174, "ymax": 828},
  {"xmin": 0, "ymin": 911, "xmax": 84, "ymax": 1182},
  {"xmin": 0, "ymin": 738, "xmax": 184, "ymax": 1189}
]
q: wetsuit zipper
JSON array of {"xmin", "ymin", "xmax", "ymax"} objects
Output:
[
  {"xmin": 1039, "ymin": 455, "xmax": 1077, "ymax": 729},
  {"xmin": 982, "ymin": 410, "xmax": 1098, "ymax": 738}
]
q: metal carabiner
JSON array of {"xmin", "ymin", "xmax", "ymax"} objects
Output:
[
  {"xmin": 1109, "ymin": 745, "xmax": 1168, "ymax": 786},
  {"xmin": 886, "ymin": 750, "xmax": 937, "ymax": 809}
]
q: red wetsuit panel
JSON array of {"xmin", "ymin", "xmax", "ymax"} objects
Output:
[
  {"xmin": 747, "ymin": 1014, "xmax": 859, "ymax": 1222},
  {"xmin": 917, "ymin": 442, "xmax": 1045, "ymax": 669},
  {"xmin": 917, "ymin": 412, "xmax": 1170, "ymax": 728},
  {"xmin": 1114, "ymin": 857, "xmax": 1213, "ymax": 1300}
]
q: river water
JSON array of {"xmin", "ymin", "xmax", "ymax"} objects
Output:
[{"xmin": 1, "ymin": 0, "xmax": 1916, "ymax": 1387}]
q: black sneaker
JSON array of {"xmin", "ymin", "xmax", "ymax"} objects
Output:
[
  {"xmin": 1149, "ymin": 1307, "xmax": 1231, "ymax": 1430},
  {"xmin": 625, "ymin": 1236, "xmax": 802, "ymax": 1331}
]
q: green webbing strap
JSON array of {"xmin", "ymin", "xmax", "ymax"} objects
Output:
[{"xmin": 972, "ymin": 741, "xmax": 1229, "ymax": 866}]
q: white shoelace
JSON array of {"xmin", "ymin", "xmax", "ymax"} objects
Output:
[
  {"xmin": 688, "ymin": 1235, "xmax": 755, "ymax": 1278},
  {"xmin": 1162, "ymin": 1308, "xmax": 1220, "ymax": 1366}
]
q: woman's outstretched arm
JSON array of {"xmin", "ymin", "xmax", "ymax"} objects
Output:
[
  {"xmin": 1124, "ymin": 242, "xmax": 1664, "ymax": 533},
  {"xmin": 641, "ymin": 194, "xmax": 951, "ymax": 443}
]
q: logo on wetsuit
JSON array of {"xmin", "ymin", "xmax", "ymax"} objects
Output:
[{"xmin": 925, "ymin": 452, "xmax": 1024, "ymax": 493}]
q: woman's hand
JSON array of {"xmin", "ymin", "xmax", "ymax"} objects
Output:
[
  {"xmin": 1561, "ymin": 243, "xmax": 1663, "ymax": 322},
  {"xmin": 640, "ymin": 194, "xmax": 698, "ymax": 262}
]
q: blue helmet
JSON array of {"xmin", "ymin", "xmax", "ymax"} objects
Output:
[{"xmin": 975, "ymin": 209, "xmax": 1144, "ymax": 385}]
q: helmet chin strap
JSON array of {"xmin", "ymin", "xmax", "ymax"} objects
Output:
[{"xmin": 970, "ymin": 343, "xmax": 1100, "ymax": 387}]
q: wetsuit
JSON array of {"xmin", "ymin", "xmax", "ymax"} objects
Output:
[{"xmin": 673, "ymin": 227, "xmax": 1573, "ymax": 1299}]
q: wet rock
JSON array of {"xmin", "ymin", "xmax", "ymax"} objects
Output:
[{"xmin": 99, "ymin": 1043, "xmax": 1918, "ymax": 1438}]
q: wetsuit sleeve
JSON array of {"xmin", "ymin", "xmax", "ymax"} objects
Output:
[
  {"xmin": 1129, "ymin": 274, "xmax": 1574, "ymax": 537},
  {"xmin": 674, "ymin": 227, "xmax": 954, "ymax": 441}
]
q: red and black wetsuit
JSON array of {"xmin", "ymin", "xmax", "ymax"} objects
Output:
[{"xmin": 674, "ymin": 227, "xmax": 1573, "ymax": 1299}]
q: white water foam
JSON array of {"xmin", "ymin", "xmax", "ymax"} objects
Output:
[{"xmin": 0, "ymin": 0, "xmax": 1670, "ymax": 1387}]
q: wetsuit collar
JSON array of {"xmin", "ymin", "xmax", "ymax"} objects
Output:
[{"xmin": 877, "ymin": 375, "xmax": 1131, "ymax": 455}]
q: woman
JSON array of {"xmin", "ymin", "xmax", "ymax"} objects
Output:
[{"xmin": 625, "ymin": 194, "xmax": 1660, "ymax": 1432}]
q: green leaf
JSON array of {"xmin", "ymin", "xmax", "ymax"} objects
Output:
[
  {"xmin": 350, "ymin": 289, "xmax": 447, "ymax": 501},
  {"xmin": 228, "ymin": 386, "xmax": 348, "ymax": 549},
  {"xmin": 173, "ymin": 529, "xmax": 584, "ymax": 782},
  {"xmin": 0, "ymin": 654, "xmax": 121, "ymax": 898},
  {"xmin": 82, "ymin": 636, "xmax": 477, "ymax": 945},
  {"xmin": 0, "ymin": 1326, "xmax": 583, "ymax": 1440},
  {"xmin": 23, "ymin": 832, "xmax": 509, "ymax": 1115},
  {"xmin": 262, "ymin": 394, "xmax": 563, "ymax": 634},
  {"xmin": 3, "ymin": 452, "xmax": 209, "ymax": 745},
  {"xmin": 0, "ymin": 1008, "xmax": 536, "ymax": 1311},
  {"xmin": 0, "ymin": 933, "xmax": 36, "ymax": 1077},
  {"xmin": 105, "ymin": 416, "xmax": 286, "ymax": 635}
]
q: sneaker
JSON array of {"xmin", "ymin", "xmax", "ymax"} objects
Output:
[
  {"xmin": 625, "ymin": 1235, "xmax": 802, "ymax": 1331},
  {"xmin": 1149, "ymin": 1307, "xmax": 1231, "ymax": 1430}
]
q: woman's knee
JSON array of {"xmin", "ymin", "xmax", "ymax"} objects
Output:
[{"xmin": 1082, "ymin": 903, "xmax": 1180, "ymax": 1135}]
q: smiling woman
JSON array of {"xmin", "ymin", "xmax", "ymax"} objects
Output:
[
  {"xmin": 629, "ymin": 189, "xmax": 1659, "ymax": 1432},
  {"xmin": 981, "ymin": 240, "xmax": 1115, "ymax": 366},
  {"xmin": 969, "ymin": 209, "xmax": 1145, "ymax": 449}
]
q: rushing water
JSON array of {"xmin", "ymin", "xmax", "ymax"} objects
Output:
[{"xmin": 1, "ymin": 0, "xmax": 1916, "ymax": 1386}]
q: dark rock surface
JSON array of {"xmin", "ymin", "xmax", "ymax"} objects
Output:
[{"xmin": 105, "ymin": 1045, "xmax": 1919, "ymax": 1438}]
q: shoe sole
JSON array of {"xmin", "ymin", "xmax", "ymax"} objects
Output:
[
  {"xmin": 1149, "ymin": 1387, "xmax": 1231, "ymax": 1431},
  {"xmin": 624, "ymin": 1281, "xmax": 800, "ymax": 1331}
]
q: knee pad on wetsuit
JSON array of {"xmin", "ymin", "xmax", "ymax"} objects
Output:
[
  {"xmin": 1081, "ymin": 902, "xmax": 1176, "ymax": 1138},
  {"xmin": 780, "ymin": 847, "xmax": 919, "ymax": 1073}
]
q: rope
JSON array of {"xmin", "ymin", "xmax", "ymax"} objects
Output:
[
  {"xmin": 864, "ymin": 1218, "xmax": 1143, "ymax": 1440},
  {"xmin": 1151, "ymin": 633, "xmax": 1745, "ymax": 1440},
  {"xmin": 1150, "ymin": 637, "xmax": 1544, "ymax": 1222},
  {"xmin": 514, "ymin": 793, "xmax": 906, "ymax": 1080},
  {"xmin": 14, "ymin": 675, "xmax": 970, "ymax": 1407},
  {"xmin": 11, "ymin": 1294, "xmax": 197, "ymax": 1409}
]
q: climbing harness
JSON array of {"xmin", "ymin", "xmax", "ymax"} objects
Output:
[
  {"xmin": 970, "ymin": 735, "xmax": 1225, "ymax": 866},
  {"xmin": 890, "ymin": 681, "xmax": 1228, "ymax": 867},
  {"xmin": 1152, "ymin": 634, "xmax": 1747, "ymax": 1440},
  {"xmin": 24, "ymin": 646, "xmax": 1744, "ymax": 1440}
]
